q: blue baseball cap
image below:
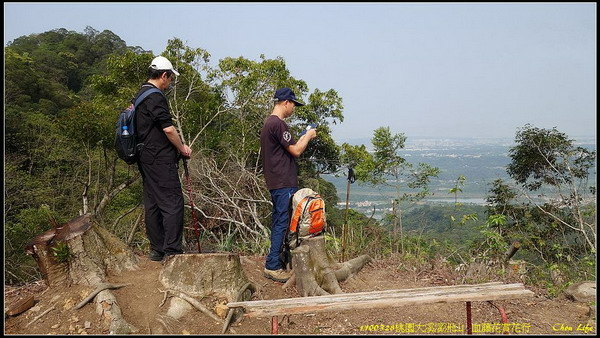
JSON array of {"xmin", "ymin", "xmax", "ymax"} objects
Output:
[{"xmin": 273, "ymin": 88, "xmax": 305, "ymax": 106}]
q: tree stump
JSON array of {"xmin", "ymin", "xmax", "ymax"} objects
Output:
[
  {"xmin": 25, "ymin": 213, "xmax": 139, "ymax": 333},
  {"xmin": 159, "ymin": 253, "xmax": 250, "ymax": 301},
  {"xmin": 26, "ymin": 214, "xmax": 139, "ymax": 286},
  {"xmin": 291, "ymin": 236, "xmax": 372, "ymax": 297},
  {"xmin": 158, "ymin": 253, "xmax": 254, "ymax": 332}
]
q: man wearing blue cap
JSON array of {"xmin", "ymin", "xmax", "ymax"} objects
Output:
[{"xmin": 260, "ymin": 88, "xmax": 317, "ymax": 282}]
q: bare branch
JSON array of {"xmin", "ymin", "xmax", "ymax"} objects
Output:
[{"xmin": 94, "ymin": 171, "xmax": 141, "ymax": 216}]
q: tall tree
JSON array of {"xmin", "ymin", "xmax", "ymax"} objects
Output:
[
  {"xmin": 5, "ymin": 27, "xmax": 133, "ymax": 283},
  {"xmin": 487, "ymin": 124, "xmax": 596, "ymax": 263},
  {"xmin": 342, "ymin": 127, "xmax": 439, "ymax": 253}
]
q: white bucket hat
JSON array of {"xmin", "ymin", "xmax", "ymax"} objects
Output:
[{"xmin": 150, "ymin": 56, "xmax": 180, "ymax": 76}]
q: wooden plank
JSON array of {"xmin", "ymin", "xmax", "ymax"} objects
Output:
[
  {"xmin": 237, "ymin": 289, "xmax": 534, "ymax": 318},
  {"xmin": 232, "ymin": 290, "xmax": 532, "ymax": 313},
  {"xmin": 228, "ymin": 283, "xmax": 527, "ymax": 310}
]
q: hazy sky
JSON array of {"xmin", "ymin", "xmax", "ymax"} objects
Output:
[{"xmin": 4, "ymin": 2, "xmax": 597, "ymax": 142}]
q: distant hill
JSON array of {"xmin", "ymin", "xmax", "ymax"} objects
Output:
[{"xmin": 324, "ymin": 136, "xmax": 596, "ymax": 218}]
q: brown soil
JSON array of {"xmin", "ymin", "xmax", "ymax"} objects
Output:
[{"xmin": 4, "ymin": 254, "xmax": 596, "ymax": 335}]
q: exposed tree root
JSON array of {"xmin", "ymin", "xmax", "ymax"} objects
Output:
[
  {"xmin": 74, "ymin": 283, "xmax": 131, "ymax": 310},
  {"xmin": 222, "ymin": 282, "xmax": 256, "ymax": 334},
  {"xmin": 26, "ymin": 306, "xmax": 54, "ymax": 327}
]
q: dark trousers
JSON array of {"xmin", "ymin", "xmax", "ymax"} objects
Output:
[
  {"xmin": 138, "ymin": 161, "xmax": 184, "ymax": 255},
  {"xmin": 266, "ymin": 187, "xmax": 297, "ymax": 270}
]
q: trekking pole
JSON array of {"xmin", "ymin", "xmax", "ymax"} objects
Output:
[
  {"xmin": 182, "ymin": 157, "xmax": 201, "ymax": 253},
  {"xmin": 341, "ymin": 167, "xmax": 355, "ymax": 262}
]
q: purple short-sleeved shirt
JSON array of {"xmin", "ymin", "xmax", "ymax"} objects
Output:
[{"xmin": 260, "ymin": 115, "xmax": 298, "ymax": 190}]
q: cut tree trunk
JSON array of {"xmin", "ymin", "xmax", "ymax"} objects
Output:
[
  {"xmin": 25, "ymin": 213, "xmax": 139, "ymax": 333},
  {"xmin": 159, "ymin": 253, "xmax": 250, "ymax": 301},
  {"xmin": 291, "ymin": 236, "xmax": 372, "ymax": 297},
  {"xmin": 505, "ymin": 241, "xmax": 521, "ymax": 261},
  {"xmin": 158, "ymin": 253, "xmax": 255, "ymax": 332},
  {"xmin": 26, "ymin": 214, "xmax": 139, "ymax": 287}
]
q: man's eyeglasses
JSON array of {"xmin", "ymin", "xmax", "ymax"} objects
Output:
[{"xmin": 164, "ymin": 71, "xmax": 176, "ymax": 80}]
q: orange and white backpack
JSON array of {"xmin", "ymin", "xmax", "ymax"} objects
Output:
[{"xmin": 287, "ymin": 188, "xmax": 326, "ymax": 249}]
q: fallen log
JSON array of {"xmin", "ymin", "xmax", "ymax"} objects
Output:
[{"xmin": 6, "ymin": 295, "xmax": 35, "ymax": 316}]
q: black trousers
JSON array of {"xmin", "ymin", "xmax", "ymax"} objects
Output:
[{"xmin": 137, "ymin": 161, "xmax": 184, "ymax": 255}]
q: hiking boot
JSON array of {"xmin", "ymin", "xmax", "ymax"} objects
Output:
[
  {"xmin": 148, "ymin": 249, "xmax": 164, "ymax": 262},
  {"xmin": 160, "ymin": 252, "xmax": 180, "ymax": 264},
  {"xmin": 263, "ymin": 268, "xmax": 292, "ymax": 283}
]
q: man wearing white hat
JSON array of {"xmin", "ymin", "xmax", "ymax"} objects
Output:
[{"xmin": 134, "ymin": 55, "xmax": 191, "ymax": 262}]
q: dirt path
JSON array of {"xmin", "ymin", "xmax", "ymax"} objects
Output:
[{"xmin": 4, "ymin": 255, "xmax": 595, "ymax": 335}]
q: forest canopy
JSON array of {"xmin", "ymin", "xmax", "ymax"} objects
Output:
[
  {"xmin": 4, "ymin": 27, "xmax": 345, "ymax": 284},
  {"xmin": 5, "ymin": 27, "xmax": 595, "ymax": 289}
]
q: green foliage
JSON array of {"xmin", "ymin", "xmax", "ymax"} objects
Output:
[
  {"xmin": 5, "ymin": 206, "xmax": 62, "ymax": 284},
  {"xmin": 449, "ymin": 175, "xmax": 466, "ymax": 197},
  {"xmin": 6, "ymin": 27, "xmax": 127, "ymax": 109},
  {"xmin": 476, "ymin": 215, "xmax": 509, "ymax": 260},
  {"xmin": 89, "ymin": 50, "xmax": 152, "ymax": 96},
  {"xmin": 393, "ymin": 204, "xmax": 487, "ymax": 245},
  {"xmin": 326, "ymin": 206, "xmax": 389, "ymax": 260},
  {"xmin": 5, "ymin": 110, "xmax": 84, "ymax": 220},
  {"xmin": 353, "ymin": 127, "xmax": 440, "ymax": 201},
  {"xmin": 446, "ymin": 175, "xmax": 482, "ymax": 229},
  {"xmin": 525, "ymin": 257, "xmax": 596, "ymax": 298},
  {"xmin": 370, "ymin": 127, "xmax": 407, "ymax": 184},
  {"xmin": 5, "ymin": 28, "xmax": 149, "ymax": 284},
  {"xmin": 5, "ymin": 27, "xmax": 595, "ymax": 296},
  {"xmin": 399, "ymin": 234, "xmax": 441, "ymax": 262},
  {"xmin": 485, "ymin": 125, "xmax": 596, "ymax": 269},
  {"xmin": 508, "ymin": 124, "xmax": 595, "ymax": 191},
  {"xmin": 4, "ymin": 48, "xmax": 41, "ymax": 107},
  {"xmin": 341, "ymin": 127, "xmax": 440, "ymax": 254},
  {"xmin": 51, "ymin": 241, "xmax": 73, "ymax": 263},
  {"xmin": 339, "ymin": 143, "xmax": 376, "ymax": 182},
  {"xmin": 324, "ymin": 233, "xmax": 342, "ymax": 254}
]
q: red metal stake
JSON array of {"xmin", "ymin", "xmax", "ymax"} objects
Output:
[
  {"xmin": 271, "ymin": 316, "xmax": 278, "ymax": 334},
  {"xmin": 488, "ymin": 301, "xmax": 510, "ymax": 334},
  {"xmin": 466, "ymin": 301, "xmax": 472, "ymax": 334},
  {"xmin": 488, "ymin": 301, "xmax": 509, "ymax": 324},
  {"xmin": 182, "ymin": 158, "xmax": 201, "ymax": 253}
]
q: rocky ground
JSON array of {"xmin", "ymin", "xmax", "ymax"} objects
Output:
[{"xmin": 4, "ymin": 254, "xmax": 596, "ymax": 335}]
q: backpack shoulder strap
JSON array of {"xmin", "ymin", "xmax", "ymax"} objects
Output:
[{"xmin": 134, "ymin": 87, "xmax": 164, "ymax": 108}]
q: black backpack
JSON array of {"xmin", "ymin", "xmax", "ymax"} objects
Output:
[
  {"xmin": 279, "ymin": 196, "xmax": 295, "ymax": 271},
  {"xmin": 115, "ymin": 87, "xmax": 163, "ymax": 164}
]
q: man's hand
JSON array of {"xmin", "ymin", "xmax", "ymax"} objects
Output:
[
  {"xmin": 163, "ymin": 126, "xmax": 192, "ymax": 158},
  {"xmin": 287, "ymin": 128, "xmax": 317, "ymax": 157},
  {"xmin": 306, "ymin": 128, "xmax": 317, "ymax": 140},
  {"xmin": 180, "ymin": 145, "xmax": 192, "ymax": 158}
]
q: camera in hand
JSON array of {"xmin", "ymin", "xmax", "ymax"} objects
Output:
[{"xmin": 300, "ymin": 123, "xmax": 318, "ymax": 136}]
